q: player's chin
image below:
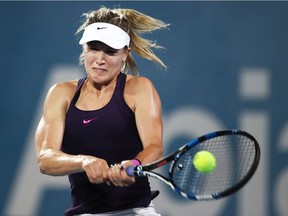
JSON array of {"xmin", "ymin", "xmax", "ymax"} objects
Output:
[{"xmin": 89, "ymin": 74, "xmax": 106, "ymax": 83}]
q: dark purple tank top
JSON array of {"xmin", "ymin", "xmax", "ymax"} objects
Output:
[{"xmin": 61, "ymin": 73, "xmax": 151, "ymax": 215}]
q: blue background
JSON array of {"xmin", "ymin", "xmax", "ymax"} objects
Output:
[{"xmin": 1, "ymin": 1, "xmax": 288, "ymax": 216}]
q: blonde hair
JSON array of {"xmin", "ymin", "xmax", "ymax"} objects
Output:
[{"xmin": 76, "ymin": 6, "xmax": 169, "ymax": 75}]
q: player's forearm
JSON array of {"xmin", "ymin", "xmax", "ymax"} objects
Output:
[
  {"xmin": 37, "ymin": 148, "xmax": 84, "ymax": 176},
  {"xmin": 136, "ymin": 143, "xmax": 163, "ymax": 165}
]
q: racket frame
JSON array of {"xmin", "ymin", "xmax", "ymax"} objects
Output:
[{"xmin": 130, "ymin": 129, "xmax": 261, "ymax": 201}]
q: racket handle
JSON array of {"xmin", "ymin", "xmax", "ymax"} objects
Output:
[{"xmin": 125, "ymin": 166, "xmax": 135, "ymax": 177}]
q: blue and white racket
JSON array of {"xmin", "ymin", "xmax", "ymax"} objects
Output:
[{"xmin": 126, "ymin": 130, "xmax": 260, "ymax": 201}]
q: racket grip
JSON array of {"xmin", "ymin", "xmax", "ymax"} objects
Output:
[{"xmin": 125, "ymin": 166, "xmax": 135, "ymax": 177}]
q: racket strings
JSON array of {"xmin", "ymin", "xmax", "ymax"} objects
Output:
[{"xmin": 171, "ymin": 134, "xmax": 257, "ymax": 197}]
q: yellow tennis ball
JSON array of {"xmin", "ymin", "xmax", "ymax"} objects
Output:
[{"xmin": 193, "ymin": 151, "xmax": 216, "ymax": 173}]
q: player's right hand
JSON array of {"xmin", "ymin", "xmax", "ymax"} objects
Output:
[{"xmin": 81, "ymin": 156, "xmax": 110, "ymax": 184}]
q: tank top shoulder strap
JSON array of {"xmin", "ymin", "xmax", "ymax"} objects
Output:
[
  {"xmin": 71, "ymin": 77, "xmax": 86, "ymax": 104},
  {"xmin": 77, "ymin": 77, "xmax": 86, "ymax": 91},
  {"xmin": 114, "ymin": 72, "xmax": 127, "ymax": 97}
]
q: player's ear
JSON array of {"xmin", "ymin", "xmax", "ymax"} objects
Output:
[{"xmin": 123, "ymin": 46, "xmax": 131, "ymax": 61}]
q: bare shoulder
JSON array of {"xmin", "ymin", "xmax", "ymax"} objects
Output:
[
  {"xmin": 45, "ymin": 80, "xmax": 78, "ymax": 112},
  {"xmin": 125, "ymin": 74, "xmax": 155, "ymax": 94},
  {"xmin": 49, "ymin": 80, "xmax": 78, "ymax": 94},
  {"xmin": 47, "ymin": 80, "xmax": 77, "ymax": 100},
  {"xmin": 124, "ymin": 74, "xmax": 160, "ymax": 111}
]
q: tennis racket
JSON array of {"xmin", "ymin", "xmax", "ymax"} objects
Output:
[{"xmin": 126, "ymin": 129, "xmax": 260, "ymax": 201}]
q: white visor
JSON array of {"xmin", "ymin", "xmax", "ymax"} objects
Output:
[{"xmin": 79, "ymin": 22, "xmax": 130, "ymax": 49}]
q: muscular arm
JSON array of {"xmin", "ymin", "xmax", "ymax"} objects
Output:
[
  {"xmin": 35, "ymin": 82, "xmax": 109, "ymax": 182},
  {"xmin": 35, "ymin": 82, "xmax": 83, "ymax": 175},
  {"xmin": 107, "ymin": 76, "xmax": 163, "ymax": 187},
  {"xmin": 126, "ymin": 76, "xmax": 163, "ymax": 165}
]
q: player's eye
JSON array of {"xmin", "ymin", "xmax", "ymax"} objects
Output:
[
  {"xmin": 105, "ymin": 50, "xmax": 118, "ymax": 55},
  {"xmin": 89, "ymin": 47, "xmax": 99, "ymax": 51}
]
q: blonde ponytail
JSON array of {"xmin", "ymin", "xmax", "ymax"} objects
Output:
[{"xmin": 77, "ymin": 6, "xmax": 169, "ymax": 75}]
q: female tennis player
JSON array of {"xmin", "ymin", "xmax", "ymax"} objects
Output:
[{"xmin": 35, "ymin": 6, "xmax": 168, "ymax": 216}]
